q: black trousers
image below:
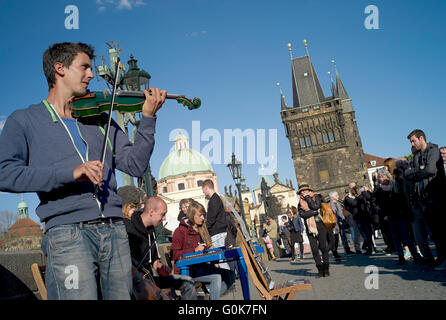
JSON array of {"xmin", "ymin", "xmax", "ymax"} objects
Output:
[
  {"xmin": 327, "ymin": 229, "xmax": 340, "ymax": 257},
  {"xmin": 308, "ymin": 221, "xmax": 330, "ymax": 266},
  {"xmin": 289, "ymin": 230, "xmax": 304, "ymax": 259},
  {"xmin": 423, "ymin": 199, "xmax": 446, "ymax": 261}
]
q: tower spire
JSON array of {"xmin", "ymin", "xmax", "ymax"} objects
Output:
[
  {"xmin": 277, "ymin": 82, "xmax": 288, "ymax": 110},
  {"xmin": 288, "ymin": 43, "xmax": 301, "ymax": 108},
  {"xmin": 303, "ymin": 39, "xmax": 322, "ymax": 105},
  {"xmin": 331, "ymin": 59, "xmax": 350, "ymax": 100},
  {"xmin": 328, "ymin": 71, "xmax": 337, "ymax": 98}
]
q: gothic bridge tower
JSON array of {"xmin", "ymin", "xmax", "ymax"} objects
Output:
[{"xmin": 280, "ymin": 42, "xmax": 369, "ymax": 198}]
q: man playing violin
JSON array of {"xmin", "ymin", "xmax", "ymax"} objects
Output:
[{"xmin": 0, "ymin": 42, "xmax": 166, "ymax": 299}]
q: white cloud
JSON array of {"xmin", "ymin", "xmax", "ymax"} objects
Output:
[
  {"xmin": 117, "ymin": 0, "xmax": 132, "ymax": 10},
  {"xmin": 186, "ymin": 30, "xmax": 208, "ymax": 38},
  {"xmin": 96, "ymin": 0, "xmax": 145, "ymax": 11}
]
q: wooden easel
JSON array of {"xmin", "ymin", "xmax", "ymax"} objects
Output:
[{"xmin": 237, "ymin": 228, "xmax": 312, "ymax": 300}]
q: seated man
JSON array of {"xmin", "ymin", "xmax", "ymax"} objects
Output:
[{"xmin": 125, "ymin": 196, "xmax": 197, "ymax": 300}]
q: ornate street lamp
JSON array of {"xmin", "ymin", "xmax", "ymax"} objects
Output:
[
  {"xmin": 120, "ymin": 55, "xmax": 155, "ymax": 197},
  {"xmin": 123, "ymin": 54, "xmax": 151, "ymax": 91},
  {"xmin": 227, "ymin": 153, "xmax": 249, "ymax": 232},
  {"xmin": 260, "ymin": 177, "xmax": 272, "ymax": 218}
]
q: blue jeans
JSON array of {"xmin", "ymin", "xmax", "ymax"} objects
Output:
[
  {"xmin": 41, "ymin": 221, "xmax": 132, "ymax": 300},
  {"xmin": 338, "ymin": 219, "xmax": 351, "ymax": 252},
  {"xmin": 356, "ymin": 219, "xmax": 373, "ymax": 251},
  {"xmin": 348, "ymin": 220, "xmax": 362, "ymax": 251}
]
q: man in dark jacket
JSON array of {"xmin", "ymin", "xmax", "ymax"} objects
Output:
[
  {"xmin": 125, "ymin": 197, "xmax": 196, "ymax": 300},
  {"xmin": 0, "ymin": 42, "xmax": 166, "ymax": 300},
  {"xmin": 202, "ymin": 180, "xmax": 228, "ymax": 244},
  {"xmin": 404, "ymin": 129, "xmax": 446, "ymax": 270}
]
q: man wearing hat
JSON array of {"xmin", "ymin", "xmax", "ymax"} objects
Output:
[{"xmin": 297, "ymin": 183, "xmax": 330, "ymax": 278}]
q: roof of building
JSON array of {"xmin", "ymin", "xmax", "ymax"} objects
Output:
[
  {"xmin": 7, "ymin": 218, "xmax": 42, "ymax": 237},
  {"xmin": 17, "ymin": 200, "xmax": 28, "ymax": 210},
  {"xmin": 158, "ymin": 148, "xmax": 213, "ymax": 181},
  {"xmin": 364, "ymin": 153, "xmax": 387, "ymax": 168},
  {"xmin": 158, "ymin": 134, "xmax": 214, "ymax": 181},
  {"xmin": 254, "ymin": 175, "xmax": 275, "ymax": 190},
  {"xmin": 291, "ymin": 55, "xmax": 325, "ymax": 108}
]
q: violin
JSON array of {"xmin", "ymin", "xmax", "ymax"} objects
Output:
[{"xmin": 71, "ymin": 89, "xmax": 201, "ymax": 118}]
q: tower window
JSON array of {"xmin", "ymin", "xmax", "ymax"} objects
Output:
[
  {"xmin": 300, "ymin": 137, "xmax": 306, "ymax": 148},
  {"xmin": 178, "ymin": 183, "xmax": 185, "ymax": 190},
  {"xmin": 305, "ymin": 136, "xmax": 312, "ymax": 147},
  {"xmin": 328, "ymin": 131, "xmax": 335, "ymax": 142},
  {"xmin": 322, "ymin": 132, "xmax": 329, "ymax": 143}
]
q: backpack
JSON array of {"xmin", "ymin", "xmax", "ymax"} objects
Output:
[
  {"xmin": 312, "ymin": 195, "xmax": 337, "ymax": 229},
  {"xmin": 319, "ymin": 202, "xmax": 337, "ymax": 230}
]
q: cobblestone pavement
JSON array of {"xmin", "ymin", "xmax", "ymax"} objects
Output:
[{"xmin": 220, "ymin": 238, "xmax": 446, "ymax": 300}]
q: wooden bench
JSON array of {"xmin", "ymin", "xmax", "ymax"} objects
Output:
[{"xmin": 239, "ymin": 235, "xmax": 312, "ymax": 300}]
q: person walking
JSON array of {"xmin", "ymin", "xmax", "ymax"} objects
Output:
[
  {"xmin": 298, "ymin": 183, "xmax": 330, "ymax": 278},
  {"xmin": 329, "ymin": 191, "xmax": 353, "ymax": 255},
  {"xmin": 344, "ymin": 183, "xmax": 374, "ymax": 255},
  {"xmin": 263, "ymin": 216, "xmax": 281, "ymax": 260},
  {"xmin": 289, "ymin": 206, "xmax": 305, "ymax": 262}
]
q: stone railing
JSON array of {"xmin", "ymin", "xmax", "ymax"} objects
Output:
[{"xmin": 0, "ymin": 250, "xmax": 46, "ymax": 300}]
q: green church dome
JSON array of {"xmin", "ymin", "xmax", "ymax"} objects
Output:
[
  {"xmin": 17, "ymin": 201, "xmax": 28, "ymax": 210},
  {"xmin": 158, "ymin": 134, "xmax": 213, "ymax": 181},
  {"xmin": 255, "ymin": 175, "xmax": 275, "ymax": 190}
]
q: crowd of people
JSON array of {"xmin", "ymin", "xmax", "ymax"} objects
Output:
[
  {"xmin": 0, "ymin": 41, "xmax": 444, "ymax": 300},
  {"xmin": 263, "ymin": 129, "xmax": 446, "ymax": 278},
  {"xmin": 122, "ymin": 179, "xmax": 237, "ymax": 300}
]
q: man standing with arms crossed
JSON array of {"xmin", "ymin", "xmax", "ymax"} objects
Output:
[
  {"xmin": 0, "ymin": 42, "xmax": 166, "ymax": 299},
  {"xmin": 404, "ymin": 130, "xmax": 446, "ymax": 271}
]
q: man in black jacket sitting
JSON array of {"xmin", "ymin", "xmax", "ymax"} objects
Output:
[{"xmin": 125, "ymin": 196, "xmax": 197, "ymax": 300}]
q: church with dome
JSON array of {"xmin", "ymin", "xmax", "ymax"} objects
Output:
[
  {"xmin": 0, "ymin": 195, "xmax": 43, "ymax": 251},
  {"xmin": 157, "ymin": 133, "xmax": 219, "ymax": 231}
]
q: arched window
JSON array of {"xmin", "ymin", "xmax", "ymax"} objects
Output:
[
  {"xmin": 305, "ymin": 136, "xmax": 312, "ymax": 147},
  {"xmin": 322, "ymin": 132, "xmax": 329, "ymax": 143},
  {"xmin": 328, "ymin": 131, "xmax": 335, "ymax": 142}
]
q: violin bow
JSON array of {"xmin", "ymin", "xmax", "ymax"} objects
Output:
[{"xmin": 94, "ymin": 57, "xmax": 121, "ymax": 200}]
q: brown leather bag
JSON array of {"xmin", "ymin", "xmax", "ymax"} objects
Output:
[{"xmin": 318, "ymin": 203, "xmax": 337, "ymax": 230}]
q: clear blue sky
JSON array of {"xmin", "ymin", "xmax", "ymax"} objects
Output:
[{"xmin": 0, "ymin": 0, "xmax": 445, "ymax": 225}]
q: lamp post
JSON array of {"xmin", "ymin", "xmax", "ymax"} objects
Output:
[
  {"xmin": 122, "ymin": 54, "xmax": 166, "ymax": 242},
  {"xmin": 227, "ymin": 153, "xmax": 249, "ymax": 232},
  {"xmin": 260, "ymin": 177, "xmax": 272, "ymax": 218},
  {"xmin": 122, "ymin": 54, "xmax": 154, "ymax": 196}
]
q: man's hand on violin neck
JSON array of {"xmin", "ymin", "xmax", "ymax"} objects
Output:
[
  {"xmin": 73, "ymin": 161, "xmax": 104, "ymax": 185},
  {"xmin": 142, "ymin": 87, "xmax": 167, "ymax": 117}
]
